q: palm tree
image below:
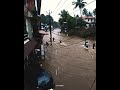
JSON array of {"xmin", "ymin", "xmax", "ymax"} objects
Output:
[
  {"xmin": 59, "ymin": 10, "xmax": 69, "ymax": 20},
  {"xmin": 88, "ymin": 11, "xmax": 93, "ymax": 16},
  {"xmin": 82, "ymin": 8, "xmax": 88, "ymax": 16},
  {"xmin": 72, "ymin": 0, "xmax": 87, "ymax": 17},
  {"xmin": 58, "ymin": 10, "xmax": 69, "ymax": 32}
]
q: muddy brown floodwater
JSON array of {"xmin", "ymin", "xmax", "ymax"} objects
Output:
[{"xmin": 41, "ymin": 28, "xmax": 96, "ymax": 90}]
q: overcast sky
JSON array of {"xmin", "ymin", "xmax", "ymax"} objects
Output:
[{"xmin": 41, "ymin": 0, "xmax": 96, "ymax": 21}]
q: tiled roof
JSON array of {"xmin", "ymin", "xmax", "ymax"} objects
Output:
[
  {"xmin": 24, "ymin": 39, "xmax": 38, "ymax": 59},
  {"xmin": 82, "ymin": 16, "xmax": 95, "ymax": 19}
]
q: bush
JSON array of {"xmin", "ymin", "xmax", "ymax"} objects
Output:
[{"xmin": 79, "ymin": 27, "xmax": 96, "ymax": 38}]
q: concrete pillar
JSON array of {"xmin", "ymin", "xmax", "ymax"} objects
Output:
[{"xmin": 26, "ymin": 18, "xmax": 33, "ymax": 39}]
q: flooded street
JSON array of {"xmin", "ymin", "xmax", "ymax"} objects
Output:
[{"xmin": 41, "ymin": 28, "xmax": 96, "ymax": 90}]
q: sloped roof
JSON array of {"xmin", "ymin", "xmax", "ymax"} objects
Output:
[{"xmin": 82, "ymin": 16, "xmax": 96, "ymax": 19}]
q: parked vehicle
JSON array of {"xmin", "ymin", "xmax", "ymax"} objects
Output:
[
  {"xmin": 24, "ymin": 65, "xmax": 55, "ymax": 90},
  {"xmin": 36, "ymin": 68, "xmax": 55, "ymax": 90}
]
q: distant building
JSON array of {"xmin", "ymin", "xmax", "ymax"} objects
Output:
[{"xmin": 82, "ymin": 16, "xmax": 96, "ymax": 28}]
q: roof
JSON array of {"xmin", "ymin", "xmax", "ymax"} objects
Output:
[
  {"xmin": 24, "ymin": 39, "xmax": 38, "ymax": 59},
  {"xmin": 82, "ymin": 16, "xmax": 96, "ymax": 19}
]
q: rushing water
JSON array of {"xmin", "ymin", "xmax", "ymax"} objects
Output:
[{"xmin": 40, "ymin": 28, "xmax": 96, "ymax": 90}]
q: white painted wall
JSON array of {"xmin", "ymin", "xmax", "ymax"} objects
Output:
[
  {"xmin": 41, "ymin": 44, "xmax": 45, "ymax": 60},
  {"xmin": 84, "ymin": 18, "xmax": 95, "ymax": 23},
  {"xmin": 27, "ymin": 11, "xmax": 33, "ymax": 17}
]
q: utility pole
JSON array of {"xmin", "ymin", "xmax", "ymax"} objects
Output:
[{"xmin": 47, "ymin": 10, "xmax": 52, "ymax": 45}]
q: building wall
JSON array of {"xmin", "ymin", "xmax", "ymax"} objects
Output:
[
  {"xmin": 83, "ymin": 17, "xmax": 96, "ymax": 28},
  {"xmin": 26, "ymin": 18, "xmax": 33, "ymax": 39},
  {"xmin": 26, "ymin": 0, "xmax": 35, "ymax": 11},
  {"xmin": 84, "ymin": 18, "xmax": 95, "ymax": 23},
  {"xmin": 24, "ymin": 0, "xmax": 34, "ymax": 39}
]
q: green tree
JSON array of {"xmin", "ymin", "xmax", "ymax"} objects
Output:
[
  {"xmin": 66, "ymin": 15, "xmax": 76, "ymax": 30},
  {"xmin": 72, "ymin": 0, "xmax": 87, "ymax": 17},
  {"xmin": 59, "ymin": 10, "xmax": 69, "ymax": 22},
  {"xmin": 40, "ymin": 14, "xmax": 46, "ymax": 24},
  {"xmin": 58, "ymin": 10, "xmax": 69, "ymax": 32},
  {"xmin": 58, "ymin": 9, "xmax": 87, "ymax": 34},
  {"xmin": 40, "ymin": 14, "xmax": 54, "ymax": 26},
  {"xmin": 93, "ymin": 8, "xmax": 96, "ymax": 16},
  {"xmin": 52, "ymin": 21, "xmax": 60, "ymax": 28},
  {"xmin": 88, "ymin": 11, "xmax": 93, "ymax": 16},
  {"xmin": 45, "ymin": 15, "xmax": 53, "ymax": 25},
  {"xmin": 82, "ymin": 8, "xmax": 88, "ymax": 16},
  {"xmin": 58, "ymin": 10, "xmax": 77, "ymax": 33},
  {"xmin": 77, "ymin": 17, "xmax": 86, "ymax": 27}
]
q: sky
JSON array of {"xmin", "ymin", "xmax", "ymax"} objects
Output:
[{"xmin": 41, "ymin": 0, "xmax": 96, "ymax": 22}]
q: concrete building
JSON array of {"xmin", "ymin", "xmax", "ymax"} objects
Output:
[{"xmin": 82, "ymin": 16, "xmax": 96, "ymax": 28}]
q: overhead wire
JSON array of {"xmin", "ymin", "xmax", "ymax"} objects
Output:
[
  {"xmin": 64, "ymin": 2, "xmax": 72, "ymax": 10},
  {"xmin": 52, "ymin": 0, "xmax": 63, "ymax": 14},
  {"xmin": 69, "ymin": 0, "xmax": 96, "ymax": 14},
  {"xmin": 42, "ymin": 0, "xmax": 96, "ymax": 81},
  {"xmin": 52, "ymin": 0, "xmax": 96, "ymax": 20},
  {"xmin": 54, "ymin": 0, "xmax": 69, "ymax": 15}
]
